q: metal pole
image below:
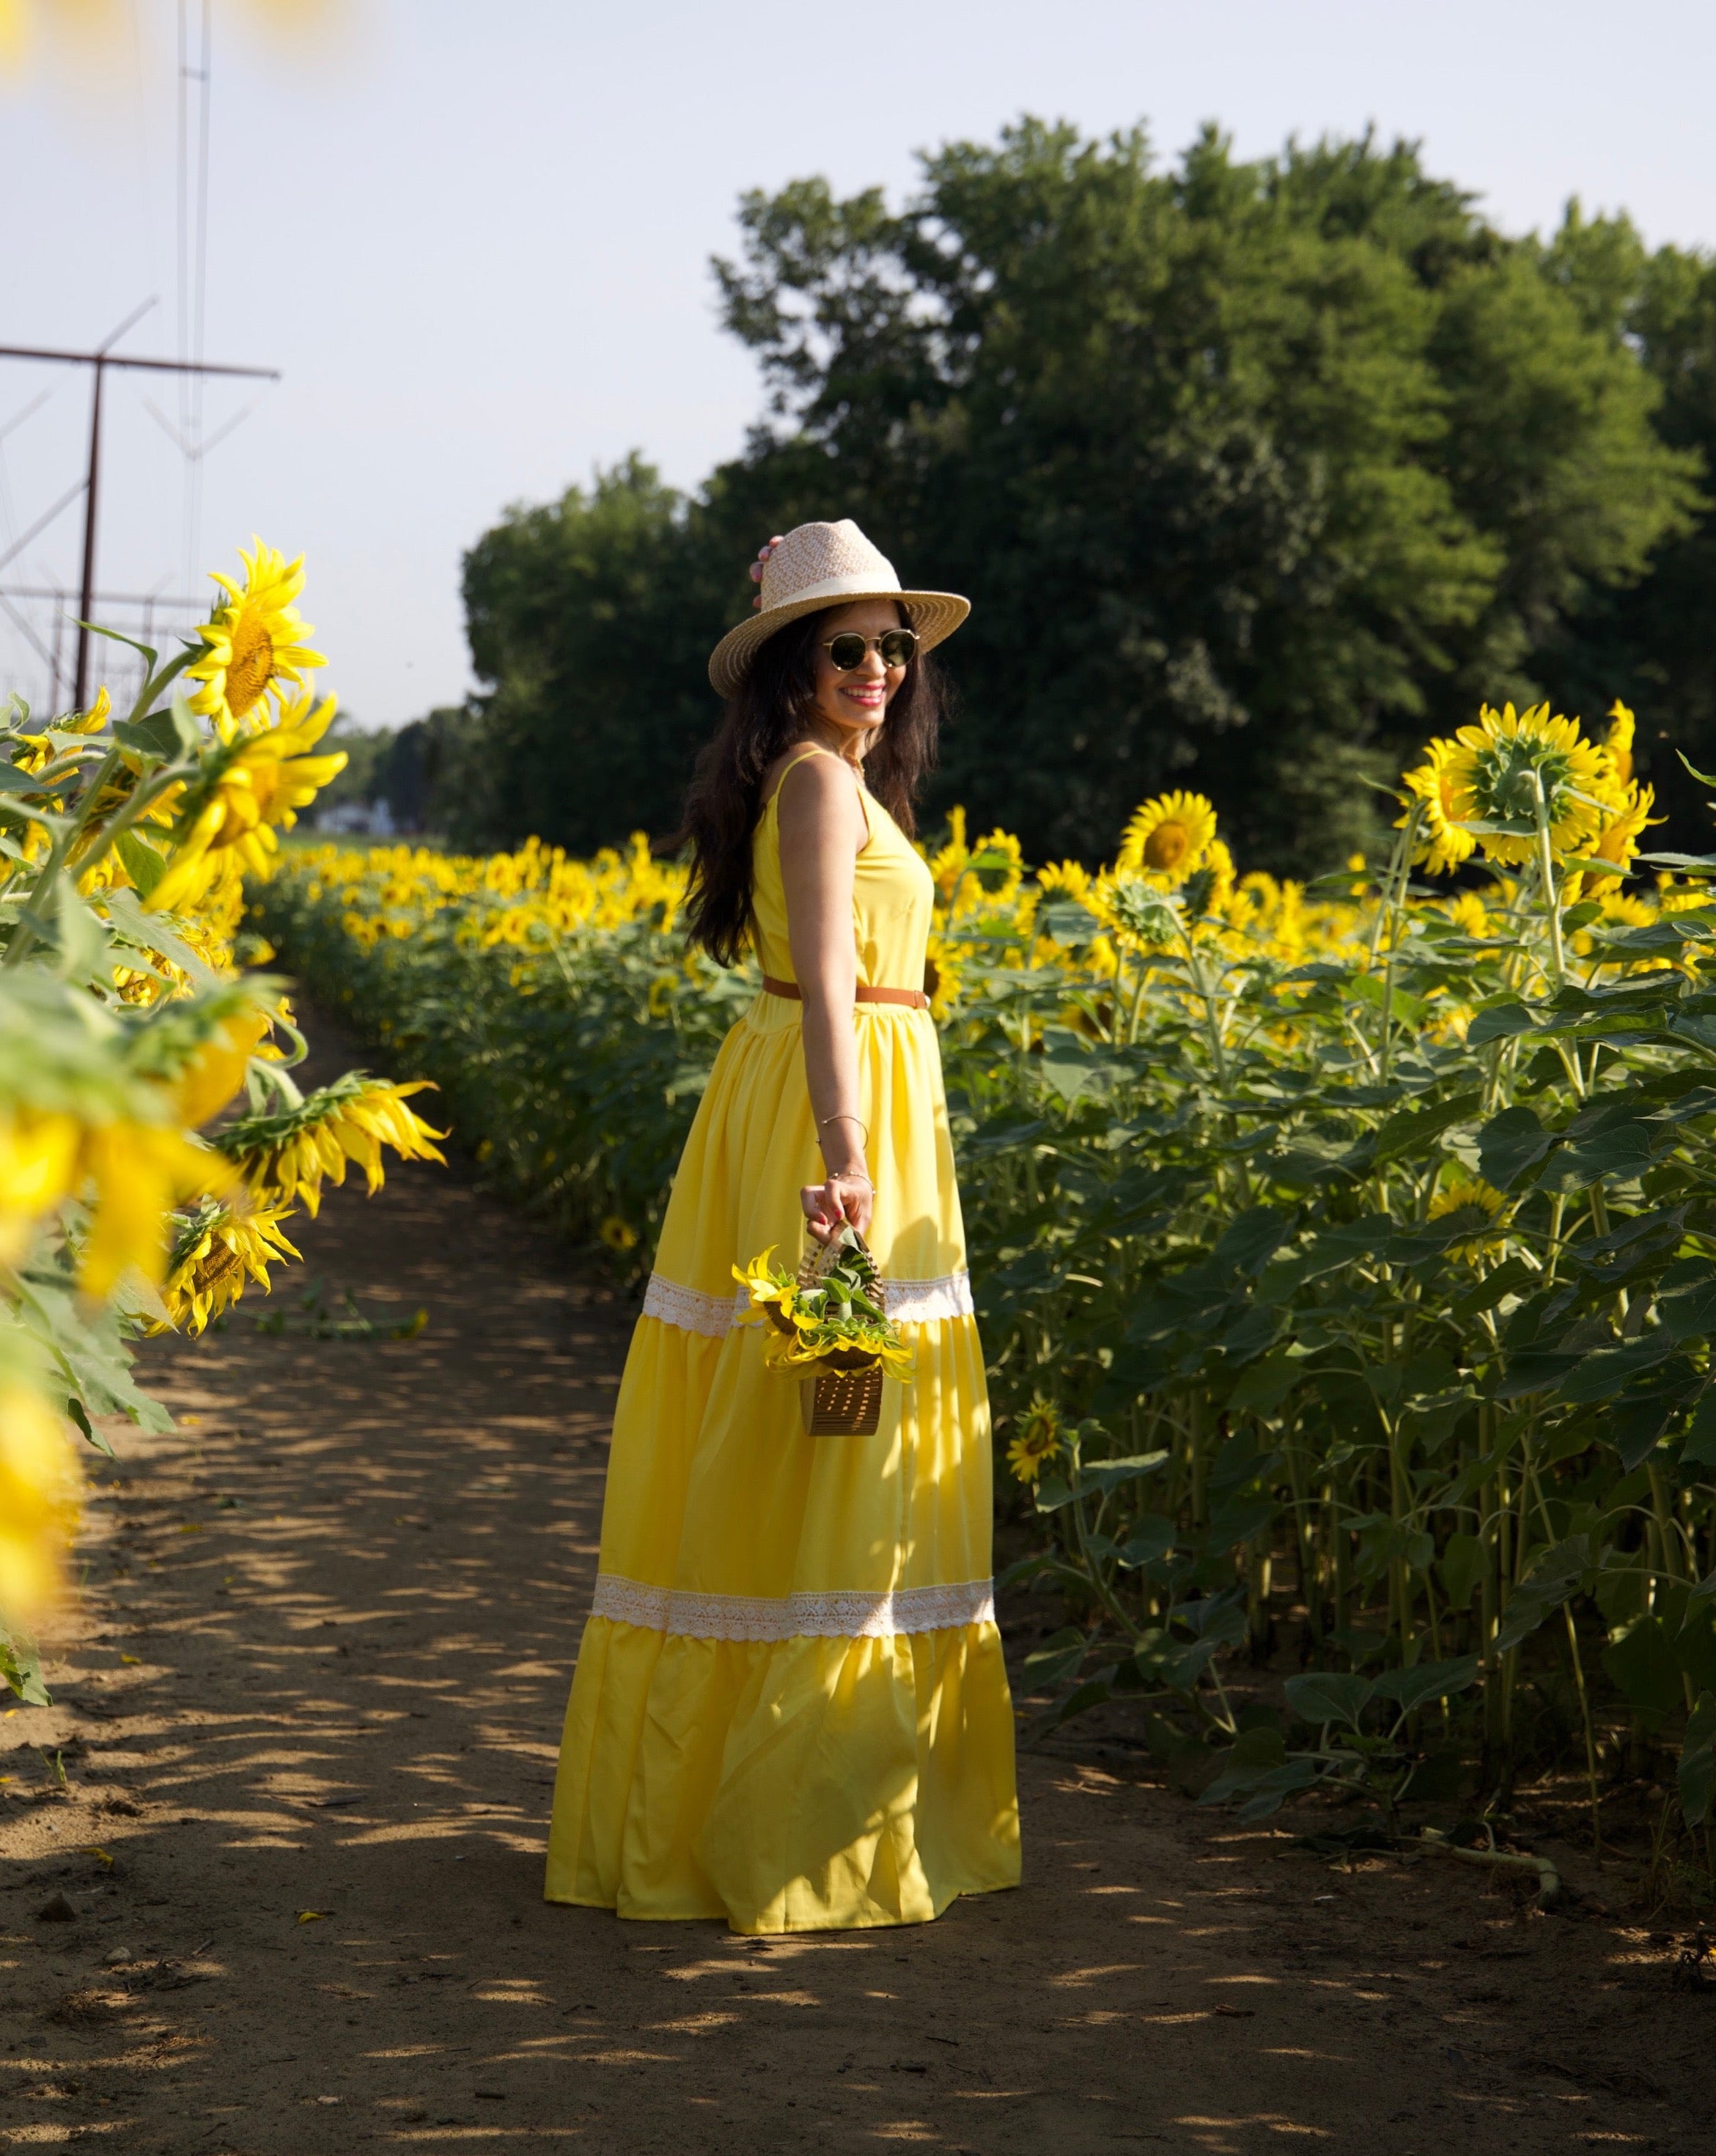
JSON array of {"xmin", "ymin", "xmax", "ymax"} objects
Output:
[
  {"xmin": 49, "ymin": 595, "xmax": 65, "ymax": 714},
  {"xmin": 0, "ymin": 326, "xmax": 275, "ymax": 713},
  {"xmin": 73, "ymin": 357, "xmax": 105, "ymax": 714}
]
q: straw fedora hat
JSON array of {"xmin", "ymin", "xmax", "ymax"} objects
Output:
[{"xmin": 707, "ymin": 518, "xmax": 969, "ymax": 698}]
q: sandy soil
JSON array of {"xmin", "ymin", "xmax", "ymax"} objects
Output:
[{"xmin": 3, "ymin": 1047, "xmax": 1714, "ymax": 2153}]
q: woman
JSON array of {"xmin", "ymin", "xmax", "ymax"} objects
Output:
[{"xmin": 545, "ymin": 518, "xmax": 1020, "ymax": 1934}]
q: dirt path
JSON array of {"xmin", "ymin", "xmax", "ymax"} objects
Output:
[{"xmin": 3, "ymin": 1051, "xmax": 1712, "ymax": 2153}]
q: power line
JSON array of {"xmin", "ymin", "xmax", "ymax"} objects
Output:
[
  {"xmin": 177, "ymin": 0, "xmax": 213, "ymax": 591},
  {"xmin": 0, "ymin": 308, "xmax": 278, "ymax": 711}
]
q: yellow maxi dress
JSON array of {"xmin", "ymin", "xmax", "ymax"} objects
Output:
[{"xmin": 545, "ymin": 746, "xmax": 1020, "ymax": 1933}]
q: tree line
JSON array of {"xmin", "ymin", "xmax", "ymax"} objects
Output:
[{"xmin": 372, "ymin": 119, "xmax": 1716, "ymax": 872}]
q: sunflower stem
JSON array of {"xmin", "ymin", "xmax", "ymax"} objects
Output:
[
  {"xmin": 1377, "ymin": 802, "xmax": 1422, "ymax": 1084},
  {"xmin": 1530, "ymin": 770, "xmax": 1567, "ymax": 991}
]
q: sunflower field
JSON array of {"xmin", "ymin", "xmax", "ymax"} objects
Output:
[
  {"xmin": 255, "ymin": 697, "xmax": 1716, "ymax": 1867},
  {"xmin": 0, "ymin": 545, "xmax": 443, "ymax": 1701}
]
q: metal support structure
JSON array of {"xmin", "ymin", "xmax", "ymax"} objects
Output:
[
  {"xmin": 75, "ymin": 357, "xmax": 105, "ymax": 711},
  {"xmin": 0, "ymin": 310, "xmax": 277, "ymax": 713},
  {"xmin": 0, "ymin": 584, "xmax": 205, "ymax": 718}
]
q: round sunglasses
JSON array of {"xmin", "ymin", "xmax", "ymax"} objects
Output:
[{"xmin": 820, "ymin": 628, "xmax": 919, "ymax": 672}]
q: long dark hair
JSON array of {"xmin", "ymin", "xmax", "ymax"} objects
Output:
[{"xmin": 679, "ymin": 606, "xmax": 943, "ymax": 965}]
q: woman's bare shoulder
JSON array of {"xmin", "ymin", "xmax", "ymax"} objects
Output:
[
  {"xmin": 772, "ymin": 746, "xmax": 866, "ymax": 847},
  {"xmin": 765, "ymin": 741, "xmax": 830, "ymax": 795},
  {"xmin": 772, "ymin": 745, "xmax": 851, "ymax": 808}
]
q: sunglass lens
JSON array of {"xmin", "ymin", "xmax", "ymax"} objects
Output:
[
  {"xmin": 826, "ymin": 633, "xmax": 868, "ymax": 669},
  {"xmin": 879, "ymin": 630, "xmax": 918, "ymax": 667}
]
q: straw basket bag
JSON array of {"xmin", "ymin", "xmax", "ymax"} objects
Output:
[{"xmin": 768, "ymin": 1235, "xmax": 887, "ymax": 1437}]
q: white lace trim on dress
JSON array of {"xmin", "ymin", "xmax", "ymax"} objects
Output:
[
  {"xmin": 639, "ymin": 1275, "xmax": 736, "ymax": 1337},
  {"xmin": 590, "ymin": 1572, "xmax": 996, "ymax": 1641},
  {"xmin": 641, "ymin": 1268, "xmax": 974, "ymax": 1337},
  {"xmin": 884, "ymin": 1272, "xmax": 976, "ymax": 1323}
]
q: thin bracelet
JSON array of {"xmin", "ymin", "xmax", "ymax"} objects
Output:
[
  {"xmin": 820, "ymin": 1113, "xmax": 869, "ymax": 1147},
  {"xmin": 828, "ymin": 1169, "xmax": 873, "ymax": 1188}
]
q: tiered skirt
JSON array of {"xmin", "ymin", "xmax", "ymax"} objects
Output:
[{"xmin": 544, "ymin": 991, "xmax": 1020, "ymax": 1932}]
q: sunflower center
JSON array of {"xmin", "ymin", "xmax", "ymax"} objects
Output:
[
  {"xmin": 1144, "ymin": 821, "xmax": 1191, "ymax": 871},
  {"xmin": 224, "ymin": 613, "xmax": 276, "ymax": 720}
]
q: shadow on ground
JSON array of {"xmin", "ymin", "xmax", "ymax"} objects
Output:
[{"xmin": 1, "ymin": 1041, "xmax": 1709, "ymax": 2153}]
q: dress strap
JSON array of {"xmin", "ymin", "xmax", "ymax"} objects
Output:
[
  {"xmin": 766, "ymin": 744, "xmax": 875, "ymax": 850},
  {"xmin": 763, "ymin": 743, "xmax": 839, "ymax": 811}
]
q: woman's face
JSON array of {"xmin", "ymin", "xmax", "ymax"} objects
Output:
[{"xmin": 808, "ymin": 599, "xmax": 907, "ymax": 751}]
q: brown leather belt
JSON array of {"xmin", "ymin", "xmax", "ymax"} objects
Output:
[{"xmin": 762, "ymin": 974, "xmax": 929, "ymax": 1011}]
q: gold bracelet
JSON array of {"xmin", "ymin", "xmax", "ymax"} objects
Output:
[{"xmin": 820, "ymin": 1113, "xmax": 869, "ymax": 1147}]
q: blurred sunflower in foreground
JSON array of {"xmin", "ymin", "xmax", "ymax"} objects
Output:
[
  {"xmin": 147, "ymin": 688, "xmax": 347, "ymax": 913},
  {"xmin": 0, "ymin": 534, "xmax": 440, "ymax": 1682}
]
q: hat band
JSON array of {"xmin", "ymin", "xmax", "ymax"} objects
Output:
[{"xmin": 757, "ymin": 567, "xmax": 904, "ymax": 616}]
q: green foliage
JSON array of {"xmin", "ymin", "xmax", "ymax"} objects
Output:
[
  {"xmin": 454, "ymin": 457, "xmax": 756, "ymax": 852},
  {"xmin": 260, "ymin": 787, "xmax": 1716, "ymax": 1842},
  {"xmin": 452, "ymin": 120, "xmax": 1706, "ymax": 872},
  {"xmin": 0, "ymin": 1624, "xmax": 48, "ymax": 1706},
  {"xmin": 251, "ymin": 847, "xmax": 753, "ymax": 1252}
]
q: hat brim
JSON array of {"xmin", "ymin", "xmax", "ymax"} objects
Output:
[{"xmin": 708, "ymin": 584, "xmax": 969, "ymax": 698}]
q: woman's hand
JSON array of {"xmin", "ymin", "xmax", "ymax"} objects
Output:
[
  {"xmin": 749, "ymin": 536, "xmax": 785, "ymax": 611},
  {"xmin": 800, "ymin": 1167, "xmax": 874, "ymax": 1244}
]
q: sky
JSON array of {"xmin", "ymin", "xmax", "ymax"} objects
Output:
[{"xmin": 2, "ymin": 0, "xmax": 1715, "ymax": 730}]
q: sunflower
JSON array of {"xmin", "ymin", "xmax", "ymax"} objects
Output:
[
  {"xmin": 1398, "ymin": 737, "xmax": 1477, "ymax": 877},
  {"xmin": 1605, "ymin": 700, "xmax": 1636, "ymax": 787},
  {"xmin": 968, "ymin": 828, "xmax": 1025, "ymax": 906},
  {"xmin": 599, "ymin": 1215, "xmax": 639, "ymax": 1252},
  {"xmin": 60, "ymin": 685, "xmax": 111, "ymax": 737},
  {"xmin": 0, "ymin": 1106, "xmax": 81, "ymax": 1262},
  {"xmin": 1088, "ymin": 872, "xmax": 1181, "ymax": 949},
  {"xmin": 1036, "ymin": 858, "xmax": 1094, "ymax": 905},
  {"xmin": 0, "ymin": 1375, "xmax": 79, "ymax": 1629},
  {"xmin": 733, "ymin": 1240, "xmax": 915, "ymax": 1381},
  {"xmin": 732, "ymin": 1247, "xmax": 796, "ymax": 1326},
  {"xmin": 1428, "ymin": 1172, "xmax": 1510, "ymax": 1265},
  {"xmin": 0, "ymin": 1103, "xmax": 227, "ymax": 1295},
  {"xmin": 1445, "ymin": 891, "xmax": 1492, "ymax": 939},
  {"xmin": 166, "ymin": 1007, "xmax": 275, "ymax": 1130},
  {"xmin": 1204, "ymin": 837, "xmax": 1237, "ymax": 911},
  {"xmin": 147, "ymin": 691, "xmax": 347, "ymax": 916},
  {"xmin": 1116, "ymin": 792, "xmax": 1218, "ymax": 888},
  {"xmin": 1006, "ymin": 1395, "xmax": 1065, "ymax": 1486},
  {"xmin": 1589, "ymin": 780, "xmax": 1657, "ymax": 872},
  {"xmin": 78, "ymin": 1120, "xmax": 233, "ymax": 1295},
  {"xmin": 155, "ymin": 1193, "xmax": 301, "ymax": 1334},
  {"xmin": 1438, "ymin": 702, "xmax": 1610, "ymax": 868},
  {"xmin": 923, "ymin": 932, "xmax": 964, "ymax": 1020},
  {"xmin": 928, "ymin": 806, "xmax": 970, "ymax": 906},
  {"xmin": 187, "ymin": 540, "xmax": 327, "ymax": 740},
  {"xmin": 217, "ymin": 1075, "xmax": 446, "ymax": 1215}
]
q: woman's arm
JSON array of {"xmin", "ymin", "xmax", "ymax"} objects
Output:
[{"xmin": 776, "ymin": 752, "xmax": 873, "ymax": 1243}]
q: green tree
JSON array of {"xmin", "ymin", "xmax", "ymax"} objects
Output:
[
  {"xmin": 457, "ymin": 121, "xmax": 1704, "ymax": 873},
  {"xmin": 715, "ymin": 122, "xmax": 1698, "ymax": 866},
  {"xmin": 460, "ymin": 457, "xmax": 729, "ymax": 852},
  {"xmin": 1531, "ymin": 218, "xmax": 1716, "ymax": 831}
]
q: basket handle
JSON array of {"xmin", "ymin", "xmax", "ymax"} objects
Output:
[{"xmin": 798, "ymin": 1224, "xmax": 880, "ymax": 1289}]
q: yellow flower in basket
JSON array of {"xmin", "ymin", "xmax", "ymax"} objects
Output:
[{"xmin": 732, "ymin": 1233, "xmax": 916, "ymax": 1388}]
